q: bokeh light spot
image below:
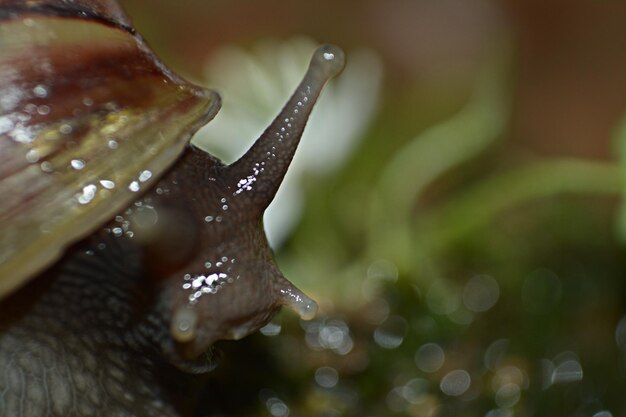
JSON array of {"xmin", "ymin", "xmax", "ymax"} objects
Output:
[
  {"xmin": 373, "ymin": 315, "xmax": 408, "ymax": 349},
  {"xmin": 552, "ymin": 359, "xmax": 583, "ymax": 384},
  {"xmin": 484, "ymin": 339, "xmax": 510, "ymax": 371},
  {"xmin": 614, "ymin": 315, "xmax": 626, "ymax": 352},
  {"xmin": 260, "ymin": 321, "xmax": 282, "ymax": 336},
  {"xmin": 315, "ymin": 366, "xmax": 339, "ymax": 388},
  {"xmin": 415, "ymin": 343, "xmax": 445, "ymax": 373},
  {"xmin": 463, "ymin": 274, "xmax": 500, "ymax": 312},
  {"xmin": 495, "ymin": 383, "xmax": 521, "ymax": 408},
  {"xmin": 440, "ymin": 369, "xmax": 471, "ymax": 396}
]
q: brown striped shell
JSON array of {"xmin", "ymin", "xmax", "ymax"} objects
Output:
[{"xmin": 0, "ymin": 0, "xmax": 220, "ymax": 297}]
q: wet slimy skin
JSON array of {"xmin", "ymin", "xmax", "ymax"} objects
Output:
[{"xmin": 0, "ymin": 2, "xmax": 345, "ymax": 415}]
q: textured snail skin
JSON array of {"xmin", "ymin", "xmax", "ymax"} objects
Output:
[
  {"xmin": 0, "ymin": 147, "xmax": 280, "ymax": 417},
  {"xmin": 0, "ymin": 2, "xmax": 345, "ymax": 416}
]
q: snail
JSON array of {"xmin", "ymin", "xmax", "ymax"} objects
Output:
[{"xmin": 0, "ymin": 1, "xmax": 345, "ymax": 416}]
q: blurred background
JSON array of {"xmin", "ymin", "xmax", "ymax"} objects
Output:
[{"xmin": 120, "ymin": 1, "xmax": 626, "ymax": 416}]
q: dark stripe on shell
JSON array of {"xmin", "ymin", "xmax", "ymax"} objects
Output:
[{"xmin": 0, "ymin": 0, "xmax": 135, "ymax": 34}]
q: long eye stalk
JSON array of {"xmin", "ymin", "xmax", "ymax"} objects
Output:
[{"xmin": 227, "ymin": 45, "xmax": 345, "ymax": 211}]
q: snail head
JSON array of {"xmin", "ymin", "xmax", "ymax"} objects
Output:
[{"xmin": 148, "ymin": 45, "xmax": 345, "ymax": 365}]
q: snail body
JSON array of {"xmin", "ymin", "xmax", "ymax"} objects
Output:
[{"xmin": 0, "ymin": 1, "xmax": 344, "ymax": 416}]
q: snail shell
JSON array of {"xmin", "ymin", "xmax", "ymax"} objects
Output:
[
  {"xmin": 0, "ymin": 0, "xmax": 344, "ymax": 399},
  {"xmin": 0, "ymin": 0, "xmax": 221, "ymax": 295}
]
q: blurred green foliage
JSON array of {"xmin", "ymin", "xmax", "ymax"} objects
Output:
[
  {"xmin": 121, "ymin": 1, "xmax": 626, "ymax": 415},
  {"xmin": 197, "ymin": 45, "xmax": 626, "ymax": 416}
]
